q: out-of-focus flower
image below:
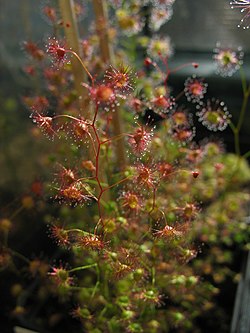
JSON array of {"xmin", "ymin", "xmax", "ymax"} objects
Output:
[
  {"xmin": 134, "ymin": 288, "xmax": 164, "ymax": 307},
  {"xmin": 56, "ymin": 180, "xmax": 95, "ymax": 207},
  {"xmin": 23, "ymin": 95, "xmax": 49, "ymax": 112},
  {"xmin": 22, "ymin": 41, "xmax": 45, "ymax": 61},
  {"xmin": 71, "ymin": 306, "xmax": 93, "ymax": 321},
  {"xmin": 42, "ymin": 0, "xmax": 86, "ymax": 24},
  {"xmin": 129, "ymin": 97, "xmax": 144, "ymax": 113},
  {"xmin": 107, "ymin": 0, "xmax": 122, "ymax": 8},
  {"xmin": 173, "ymin": 127, "xmax": 195, "ymax": 143},
  {"xmin": 214, "ymin": 42, "xmax": 244, "ymax": 77},
  {"xmin": 184, "ymin": 75, "xmax": 207, "ymax": 103},
  {"xmin": 154, "ymin": 0, "xmax": 175, "ymax": 5},
  {"xmin": 144, "ymin": 0, "xmax": 175, "ymax": 6},
  {"xmin": 128, "ymin": 125, "xmax": 153, "ymax": 155},
  {"xmin": 135, "ymin": 164, "xmax": 156, "ymax": 188},
  {"xmin": 147, "ymin": 36, "xmax": 173, "ymax": 60},
  {"xmin": 29, "ymin": 259, "xmax": 49, "ymax": 277},
  {"xmin": 75, "ymin": 234, "xmax": 107, "ymax": 251},
  {"xmin": 49, "ymin": 265, "xmax": 73, "ymax": 287},
  {"xmin": 0, "ymin": 219, "xmax": 12, "ymax": 233},
  {"xmin": 120, "ymin": 191, "xmax": 141, "ymax": 212},
  {"xmin": 172, "ymin": 107, "xmax": 191, "ymax": 127},
  {"xmin": 109, "ymin": 247, "xmax": 141, "ymax": 279},
  {"xmin": 155, "ymin": 224, "xmax": 183, "ymax": 239},
  {"xmin": 50, "ymin": 225, "xmax": 70, "ymax": 247},
  {"xmin": 149, "ymin": 95, "xmax": 176, "ymax": 117},
  {"xmin": 81, "ymin": 39, "xmax": 94, "ymax": 60},
  {"xmin": 157, "ymin": 162, "xmax": 174, "ymax": 178},
  {"xmin": 150, "ymin": 6, "xmax": 173, "ymax": 31},
  {"xmin": 42, "ymin": 5, "xmax": 58, "ymax": 24},
  {"xmin": 196, "ymin": 98, "xmax": 231, "ymax": 131},
  {"xmin": 116, "ymin": 8, "xmax": 144, "ymax": 35}
]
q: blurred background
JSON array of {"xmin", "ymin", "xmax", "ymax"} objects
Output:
[{"xmin": 0, "ymin": 1, "xmax": 249, "ymax": 332}]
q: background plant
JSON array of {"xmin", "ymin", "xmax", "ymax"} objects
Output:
[{"xmin": 1, "ymin": 1, "xmax": 250, "ymax": 332}]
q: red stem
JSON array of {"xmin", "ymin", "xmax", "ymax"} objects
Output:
[
  {"xmin": 67, "ymin": 49, "xmax": 94, "ymax": 85},
  {"xmin": 100, "ymin": 133, "xmax": 131, "ymax": 145},
  {"xmin": 102, "ymin": 175, "xmax": 132, "ymax": 192},
  {"xmin": 170, "ymin": 62, "xmax": 197, "ymax": 75},
  {"xmin": 91, "ymin": 102, "xmax": 104, "ymax": 223}
]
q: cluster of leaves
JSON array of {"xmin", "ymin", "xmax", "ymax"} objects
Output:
[{"xmin": 1, "ymin": 1, "xmax": 250, "ymax": 333}]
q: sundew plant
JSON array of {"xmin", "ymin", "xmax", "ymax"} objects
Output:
[{"xmin": 1, "ymin": 1, "xmax": 250, "ymax": 332}]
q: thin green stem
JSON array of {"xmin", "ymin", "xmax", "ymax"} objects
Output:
[
  {"xmin": 68, "ymin": 263, "xmax": 97, "ymax": 273},
  {"xmin": 91, "ymin": 281, "xmax": 100, "ymax": 298},
  {"xmin": 9, "ymin": 206, "xmax": 24, "ymax": 220},
  {"xmin": 77, "ymin": 176, "xmax": 96, "ymax": 182},
  {"xmin": 231, "ymin": 83, "xmax": 250, "ymax": 156},
  {"xmin": 240, "ymin": 66, "xmax": 247, "ymax": 95},
  {"xmin": 66, "ymin": 228, "xmax": 95, "ymax": 236},
  {"xmin": 233, "ymin": 128, "xmax": 240, "ymax": 156},
  {"xmin": 237, "ymin": 86, "xmax": 250, "ymax": 132},
  {"xmin": 230, "ymin": 66, "xmax": 250, "ymax": 156},
  {"xmin": 11, "ymin": 250, "xmax": 30, "ymax": 264},
  {"xmin": 91, "ymin": 263, "xmax": 101, "ymax": 298},
  {"xmin": 69, "ymin": 286, "xmax": 87, "ymax": 291},
  {"xmin": 243, "ymin": 150, "xmax": 250, "ymax": 159},
  {"xmin": 229, "ymin": 120, "xmax": 236, "ymax": 132},
  {"xmin": 152, "ymin": 266, "xmax": 155, "ymax": 287}
]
